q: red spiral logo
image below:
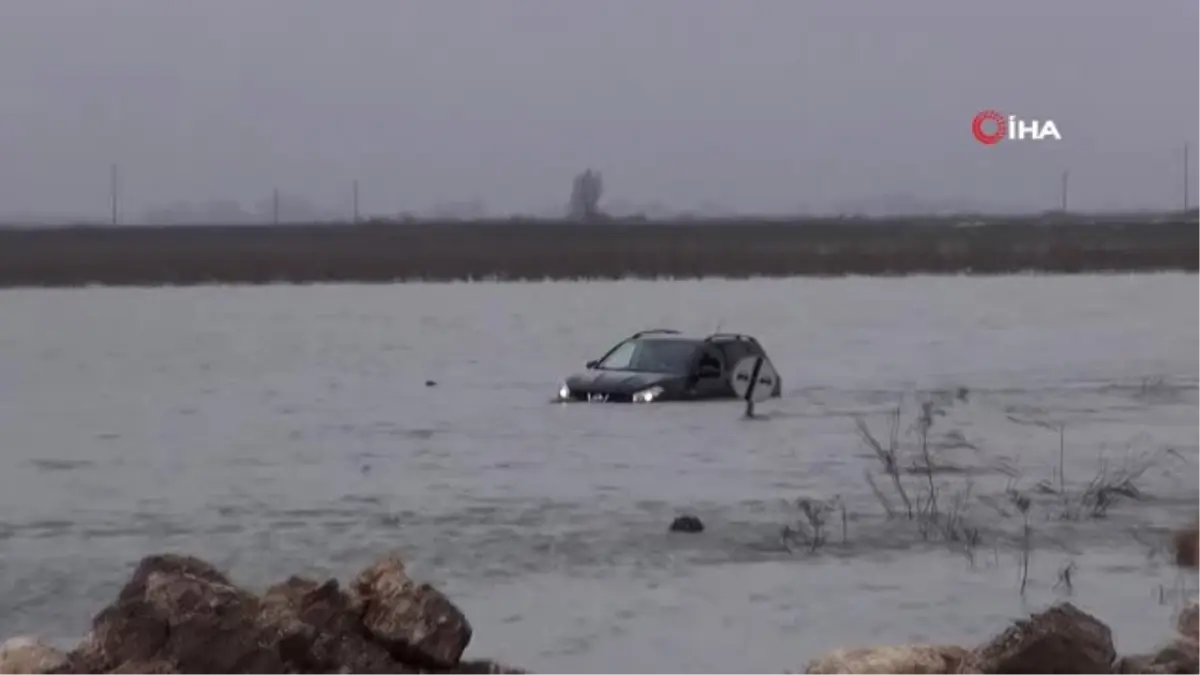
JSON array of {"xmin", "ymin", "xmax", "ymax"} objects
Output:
[{"xmin": 972, "ymin": 110, "xmax": 1006, "ymax": 145}]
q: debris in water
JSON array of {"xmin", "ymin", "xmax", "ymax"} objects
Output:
[{"xmin": 669, "ymin": 515, "xmax": 705, "ymax": 533}]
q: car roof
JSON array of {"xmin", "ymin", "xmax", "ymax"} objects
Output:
[{"xmin": 624, "ymin": 329, "xmax": 762, "ymax": 345}]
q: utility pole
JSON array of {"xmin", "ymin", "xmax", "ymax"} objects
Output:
[
  {"xmin": 352, "ymin": 179, "xmax": 360, "ymax": 224},
  {"xmin": 1059, "ymin": 169, "xmax": 1069, "ymax": 212},
  {"xmin": 109, "ymin": 163, "xmax": 120, "ymax": 225},
  {"xmin": 272, "ymin": 188, "xmax": 280, "ymax": 225},
  {"xmin": 1184, "ymin": 142, "xmax": 1191, "ymax": 212}
]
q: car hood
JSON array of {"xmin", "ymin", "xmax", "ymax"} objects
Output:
[{"xmin": 565, "ymin": 370, "xmax": 677, "ymax": 395}]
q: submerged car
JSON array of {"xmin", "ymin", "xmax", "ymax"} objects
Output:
[{"xmin": 555, "ymin": 329, "xmax": 782, "ymax": 403}]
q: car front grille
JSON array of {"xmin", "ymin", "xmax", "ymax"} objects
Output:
[{"xmin": 568, "ymin": 391, "xmax": 633, "ymax": 403}]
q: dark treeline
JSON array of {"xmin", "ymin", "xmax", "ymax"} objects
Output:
[{"xmin": 0, "ymin": 214, "xmax": 1195, "ymax": 288}]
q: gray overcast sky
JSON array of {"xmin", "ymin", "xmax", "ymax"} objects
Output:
[{"xmin": 0, "ymin": 0, "xmax": 1196, "ymax": 219}]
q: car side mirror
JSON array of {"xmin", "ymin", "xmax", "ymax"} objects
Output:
[
  {"xmin": 697, "ymin": 364, "xmax": 721, "ymax": 379},
  {"xmin": 586, "ymin": 360, "xmax": 598, "ymax": 369}
]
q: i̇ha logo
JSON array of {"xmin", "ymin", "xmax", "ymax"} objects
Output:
[{"xmin": 972, "ymin": 109, "xmax": 1062, "ymax": 145}]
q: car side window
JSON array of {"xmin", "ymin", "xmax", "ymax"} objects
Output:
[
  {"xmin": 696, "ymin": 347, "xmax": 724, "ymax": 373},
  {"xmin": 717, "ymin": 340, "xmax": 753, "ymax": 366}
]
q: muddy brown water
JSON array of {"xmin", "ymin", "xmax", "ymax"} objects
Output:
[{"xmin": 0, "ymin": 274, "xmax": 1196, "ymax": 672}]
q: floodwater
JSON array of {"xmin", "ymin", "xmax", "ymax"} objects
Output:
[{"xmin": 0, "ymin": 274, "xmax": 1196, "ymax": 673}]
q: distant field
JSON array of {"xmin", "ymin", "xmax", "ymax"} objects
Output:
[{"xmin": 0, "ymin": 213, "xmax": 1195, "ymax": 288}]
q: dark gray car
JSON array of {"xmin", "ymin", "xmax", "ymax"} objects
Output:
[{"xmin": 555, "ymin": 329, "xmax": 782, "ymax": 403}]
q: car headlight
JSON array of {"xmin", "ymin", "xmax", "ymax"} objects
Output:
[
  {"xmin": 558, "ymin": 383, "xmax": 572, "ymax": 401},
  {"xmin": 632, "ymin": 386, "xmax": 663, "ymax": 403}
]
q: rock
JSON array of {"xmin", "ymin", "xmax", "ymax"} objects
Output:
[
  {"xmin": 805, "ymin": 644, "xmax": 967, "ymax": 673},
  {"xmin": 1173, "ymin": 524, "xmax": 1198, "ymax": 569},
  {"xmin": 107, "ymin": 660, "xmax": 180, "ymax": 674},
  {"xmin": 65, "ymin": 553, "xmax": 296, "ymax": 673},
  {"xmin": 259, "ymin": 575, "xmax": 407, "ymax": 673},
  {"xmin": 1114, "ymin": 638, "xmax": 1199, "ymax": 674},
  {"xmin": 1177, "ymin": 600, "xmax": 1198, "ymax": 643},
  {"xmin": 352, "ymin": 554, "xmax": 473, "ymax": 669},
  {"xmin": 449, "ymin": 659, "xmax": 529, "ymax": 674},
  {"xmin": 77, "ymin": 550, "xmax": 236, "ymax": 666},
  {"xmin": 957, "ymin": 602, "xmax": 1116, "ymax": 673},
  {"xmin": 38, "ymin": 552, "xmax": 523, "ymax": 674},
  {"xmin": 1108, "ymin": 653, "xmax": 1156, "ymax": 672},
  {"xmin": 0, "ymin": 636, "xmax": 68, "ymax": 674},
  {"xmin": 668, "ymin": 515, "xmax": 704, "ymax": 533}
]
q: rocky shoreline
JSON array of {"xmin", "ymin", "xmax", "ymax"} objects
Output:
[
  {"xmin": 2, "ymin": 523, "xmax": 1196, "ymax": 673},
  {"xmin": 805, "ymin": 522, "xmax": 1199, "ymax": 674},
  {"xmin": 0, "ymin": 552, "xmax": 524, "ymax": 674},
  {"xmin": 804, "ymin": 599, "xmax": 1197, "ymax": 674}
]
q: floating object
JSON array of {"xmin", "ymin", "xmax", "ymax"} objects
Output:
[{"xmin": 669, "ymin": 515, "xmax": 705, "ymax": 533}]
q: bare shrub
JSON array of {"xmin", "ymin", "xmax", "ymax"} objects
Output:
[
  {"xmin": 824, "ymin": 389, "xmax": 1191, "ymax": 595},
  {"xmin": 782, "ymin": 496, "xmax": 845, "ymax": 553},
  {"xmin": 1004, "ymin": 416, "xmax": 1183, "ymax": 521},
  {"xmin": 853, "ymin": 395, "xmax": 983, "ymax": 563}
]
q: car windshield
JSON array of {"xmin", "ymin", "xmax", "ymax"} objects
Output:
[{"xmin": 594, "ymin": 338, "xmax": 698, "ymax": 374}]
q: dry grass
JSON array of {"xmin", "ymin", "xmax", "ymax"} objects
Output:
[
  {"xmin": 782, "ymin": 389, "xmax": 1193, "ymax": 597},
  {"xmin": 0, "ymin": 214, "xmax": 1194, "ymax": 287}
]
